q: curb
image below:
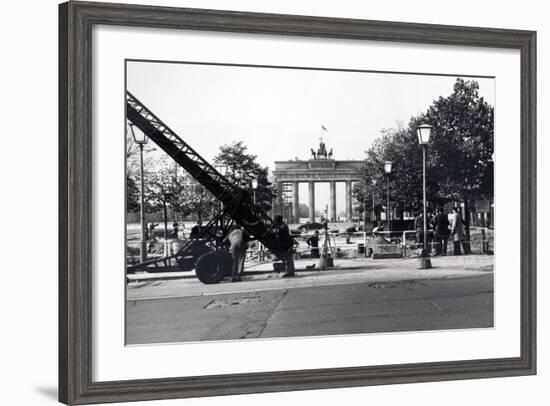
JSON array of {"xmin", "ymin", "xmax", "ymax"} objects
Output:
[{"xmin": 126, "ymin": 257, "xmax": 494, "ymax": 283}]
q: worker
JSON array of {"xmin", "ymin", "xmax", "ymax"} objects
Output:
[
  {"xmin": 189, "ymin": 220, "xmax": 202, "ymax": 239},
  {"xmin": 273, "ymin": 215, "xmax": 295, "ymax": 277},
  {"xmin": 306, "ymin": 230, "xmax": 320, "ymax": 258},
  {"xmin": 146, "ymin": 222, "xmax": 158, "ymax": 241},
  {"xmin": 226, "ymin": 226, "xmax": 251, "ymax": 282}
]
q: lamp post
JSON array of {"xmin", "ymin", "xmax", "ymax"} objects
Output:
[
  {"xmin": 417, "ymin": 123, "xmax": 433, "ymax": 269},
  {"xmin": 162, "ymin": 191, "xmax": 172, "ymax": 241},
  {"xmin": 363, "ymin": 186, "xmax": 367, "ymax": 234},
  {"xmin": 251, "ymin": 178, "xmax": 258, "ymax": 205},
  {"xmin": 384, "ymin": 161, "xmax": 392, "ymax": 233},
  {"xmin": 372, "ymin": 179, "xmax": 377, "ymax": 223},
  {"xmin": 129, "ymin": 124, "xmax": 148, "ymax": 263},
  {"xmin": 250, "ymin": 178, "xmax": 264, "ymax": 259},
  {"xmin": 492, "ymin": 152, "xmax": 495, "ymax": 227}
]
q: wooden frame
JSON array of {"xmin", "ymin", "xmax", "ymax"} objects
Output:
[{"xmin": 59, "ymin": 1, "xmax": 536, "ymax": 404}]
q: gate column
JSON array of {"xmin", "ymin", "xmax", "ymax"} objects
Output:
[
  {"xmin": 292, "ymin": 181, "xmax": 300, "ymax": 224},
  {"xmin": 308, "ymin": 181, "xmax": 315, "ymax": 223},
  {"xmin": 329, "ymin": 181, "xmax": 337, "ymax": 221},
  {"xmin": 275, "ymin": 181, "xmax": 283, "ymax": 216},
  {"xmin": 345, "ymin": 180, "xmax": 353, "ymax": 221}
]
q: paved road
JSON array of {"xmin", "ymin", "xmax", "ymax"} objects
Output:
[{"xmin": 126, "ymin": 273, "xmax": 493, "ymax": 344}]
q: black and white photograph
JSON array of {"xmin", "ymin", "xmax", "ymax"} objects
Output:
[
  {"xmin": 2, "ymin": 0, "xmax": 546, "ymax": 404},
  {"xmin": 125, "ymin": 60, "xmax": 495, "ymax": 345}
]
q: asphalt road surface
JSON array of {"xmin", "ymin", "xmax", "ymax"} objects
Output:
[{"xmin": 126, "ymin": 274, "xmax": 493, "ymax": 345}]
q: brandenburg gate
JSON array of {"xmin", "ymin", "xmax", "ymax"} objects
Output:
[{"xmin": 272, "ymin": 139, "xmax": 363, "ymax": 223}]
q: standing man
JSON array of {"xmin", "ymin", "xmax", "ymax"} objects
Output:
[
  {"xmin": 147, "ymin": 222, "xmax": 158, "ymax": 241},
  {"xmin": 273, "ymin": 215, "xmax": 295, "ymax": 277},
  {"xmin": 226, "ymin": 226, "xmax": 250, "ymax": 282},
  {"xmin": 433, "ymin": 207, "xmax": 450, "ymax": 256},
  {"xmin": 172, "ymin": 222, "xmax": 179, "ymax": 239},
  {"xmin": 306, "ymin": 230, "xmax": 320, "ymax": 258},
  {"xmin": 450, "ymin": 207, "xmax": 466, "ymax": 255},
  {"xmin": 189, "ymin": 220, "xmax": 202, "ymax": 239}
]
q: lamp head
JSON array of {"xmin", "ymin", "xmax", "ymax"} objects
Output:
[
  {"xmin": 384, "ymin": 161, "xmax": 393, "ymax": 174},
  {"xmin": 129, "ymin": 124, "xmax": 148, "ymax": 145},
  {"xmin": 416, "ymin": 123, "xmax": 433, "ymax": 145}
]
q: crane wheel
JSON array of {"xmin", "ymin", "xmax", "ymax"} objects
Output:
[{"xmin": 196, "ymin": 251, "xmax": 232, "ymax": 284}]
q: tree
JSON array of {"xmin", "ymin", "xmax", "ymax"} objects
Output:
[
  {"xmin": 352, "ymin": 173, "xmax": 385, "ymax": 222},
  {"xmin": 126, "ymin": 176, "xmax": 140, "ymax": 213},
  {"xmin": 299, "ymin": 203, "xmax": 310, "ymax": 218},
  {"xmin": 213, "ymin": 141, "xmax": 275, "ymax": 211},
  {"xmin": 144, "ymin": 157, "xmax": 218, "ymax": 227},
  {"xmin": 353, "ymin": 126, "xmax": 425, "ymax": 222},
  {"xmin": 173, "ymin": 174, "xmax": 217, "ymax": 223},
  {"xmin": 423, "ymin": 78, "xmax": 494, "ymax": 247},
  {"xmin": 143, "ymin": 156, "xmax": 183, "ymax": 239},
  {"xmin": 424, "ymin": 78, "xmax": 494, "ymax": 201},
  {"xmin": 354, "ymin": 78, "xmax": 494, "ymax": 243}
]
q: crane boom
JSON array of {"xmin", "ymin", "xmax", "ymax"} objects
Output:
[{"xmin": 126, "ymin": 91, "xmax": 292, "ymax": 262}]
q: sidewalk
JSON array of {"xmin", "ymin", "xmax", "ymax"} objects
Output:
[{"xmin": 127, "ymin": 254, "xmax": 494, "ymax": 301}]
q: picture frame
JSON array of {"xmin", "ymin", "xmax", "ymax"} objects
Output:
[{"xmin": 59, "ymin": 1, "xmax": 536, "ymax": 404}]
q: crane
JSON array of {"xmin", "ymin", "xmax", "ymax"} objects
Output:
[{"xmin": 126, "ymin": 91, "xmax": 293, "ymax": 283}]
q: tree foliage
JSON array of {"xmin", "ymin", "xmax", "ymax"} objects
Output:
[
  {"xmin": 424, "ymin": 78, "xmax": 494, "ymax": 200},
  {"xmin": 353, "ymin": 78, "xmax": 494, "ymax": 219},
  {"xmin": 214, "ymin": 141, "xmax": 275, "ymax": 211},
  {"xmin": 126, "ymin": 155, "xmax": 218, "ymax": 225},
  {"xmin": 299, "ymin": 203, "xmax": 310, "ymax": 218},
  {"xmin": 172, "ymin": 174, "xmax": 217, "ymax": 223},
  {"xmin": 126, "ymin": 175, "xmax": 140, "ymax": 213},
  {"xmin": 127, "ymin": 140, "xmax": 277, "ymax": 225}
]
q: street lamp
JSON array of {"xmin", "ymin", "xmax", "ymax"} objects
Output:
[
  {"xmin": 416, "ymin": 123, "xmax": 432, "ymax": 269},
  {"xmin": 363, "ymin": 179, "xmax": 368, "ymax": 234},
  {"xmin": 251, "ymin": 178, "xmax": 258, "ymax": 205},
  {"xmin": 129, "ymin": 124, "xmax": 148, "ymax": 263},
  {"xmin": 371, "ymin": 179, "xmax": 377, "ymax": 223},
  {"xmin": 250, "ymin": 178, "xmax": 263, "ymax": 259},
  {"xmin": 384, "ymin": 161, "xmax": 392, "ymax": 233}
]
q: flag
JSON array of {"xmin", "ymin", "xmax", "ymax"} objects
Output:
[{"xmin": 321, "ymin": 124, "xmax": 327, "ymax": 132}]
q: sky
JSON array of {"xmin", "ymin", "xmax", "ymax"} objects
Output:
[{"xmin": 127, "ymin": 60, "xmax": 494, "ymax": 216}]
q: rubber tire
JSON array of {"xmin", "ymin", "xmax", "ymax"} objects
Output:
[{"xmin": 195, "ymin": 251, "xmax": 232, "ymax": 284}]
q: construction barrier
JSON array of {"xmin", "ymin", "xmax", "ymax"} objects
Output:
[{"xmin": 126, "ymin": 227, "xmax": 494, "ymax": 266}]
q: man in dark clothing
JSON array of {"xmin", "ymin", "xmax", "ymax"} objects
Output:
[
  {"xmin": 189, "ymin": 220, "xmax": 202, "ymax": 239},
  {"xmin": 273, "ymin": 215, "xmax": 295, "ymax": 277},
  {"xmin": 306, "ymin": 231, "xmax": 320, "ymax": 258},
  {"xmin": 226, "ymin": 227, "xmax": 251, "ymax": 282},
  {"xmin": 433, "ymin": 207, "xmax": 450, "ymax": 255}
]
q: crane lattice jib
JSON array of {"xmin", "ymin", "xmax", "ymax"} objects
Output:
[{"xmin": 126, "ymin": 91, "xmax": 292, "ymax": 259}]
